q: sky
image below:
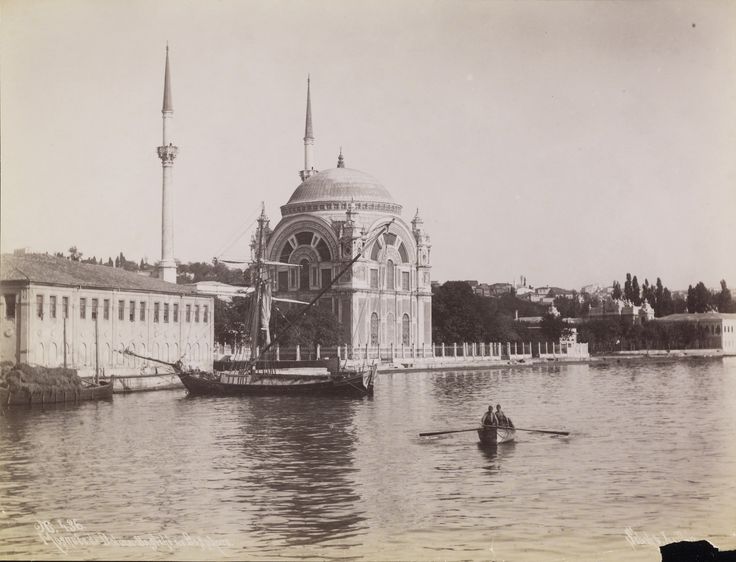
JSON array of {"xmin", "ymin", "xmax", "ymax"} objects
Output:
[{"xmin": 2, "ymin": 0, "xmax": 735, "ymax": 291}]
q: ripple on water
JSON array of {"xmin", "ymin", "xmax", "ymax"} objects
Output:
[{"xmin": 2, "ymin": 361, "xmax": 736, "ymax": 560}]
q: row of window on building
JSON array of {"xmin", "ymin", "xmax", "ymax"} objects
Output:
[
  {"xmin": 32, "ymin": 295, "xmax": 208, "ymax": 324},
  {"xmin": 277, "ymin": 261, "xmax": 412, "ymax": 292}
]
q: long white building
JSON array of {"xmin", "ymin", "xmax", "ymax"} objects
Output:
[{"xmin": 0, "ymin": 252, "xmax": 214, "ymax": 376}]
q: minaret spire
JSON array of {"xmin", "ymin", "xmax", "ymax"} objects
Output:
[
  {"xmin": 162, "ymin": 43, "xmax": 173, "ymax": 114},
  {"xmin": 337, "ymin": 146, "xmax": 345, "ymax": 168},
  {"xmin": 300, "ymin": 75, "xmax": 317, "ymax": 181},
  {"xmin": 305, "ymin": 75, "xmax": 313, "ymax": 140},
  {"xmin": 157, "ymin": 44, "xmax": 179, "ymax": 283}
]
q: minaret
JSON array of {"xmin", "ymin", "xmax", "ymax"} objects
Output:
[
  {"xmin": 300, "ymin": 76, "xmax": 317, "ymax": 181},
  {"xmin": 157, "ymin": 44, "xmax": 178, "ymax": 283},
  {"xmin": 337, "ymin": 147, "xmax": 345, "ymax": 168}
]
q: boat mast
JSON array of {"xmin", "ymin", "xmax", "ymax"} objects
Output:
[{"xmin": 248, "ymin": 204, "xmax": 267, "ymax": 361}]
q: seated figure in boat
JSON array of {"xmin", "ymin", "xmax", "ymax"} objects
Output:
[
  {"xmin": 495, "ymin": 404, "xmax": 514, "ymax": 428},
  {"xmin": 481, "ymin": 405, "xmax": 498, "ymax": 427}
]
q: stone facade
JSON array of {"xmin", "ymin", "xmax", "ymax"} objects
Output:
[
  {"xmin": 263, "ymin": 167, "xmax": 432, "ymax": 348},
  {"xmin": 1, "ymin": 254, "xmax": 213, "ymax": 376}
]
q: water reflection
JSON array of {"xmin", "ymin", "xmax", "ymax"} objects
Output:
[
  {"xmin": 477, "ymin": 441, "xmax": 516, "ymax": 469},
  {"xmin": 228, "ymin": 396, "xmax": 367, "ymax": 549}
]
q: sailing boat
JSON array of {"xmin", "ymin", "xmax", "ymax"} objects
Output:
[{"xmin": 129, "ymin": 205, "xmax": 382, "ymax": 397}]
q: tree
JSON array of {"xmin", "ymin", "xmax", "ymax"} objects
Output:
[
  {"xmin": 612, "ymin": 281, "xmax": 622, "ymax": 300},
  {"xmin": 631, "ymin": 275, "xmax": 641, "ymax": 305},
  {"xmin": 717, "ymin": 280, "xmax": 733, "ymax": 313},
  {"xmin": 686, "ymin": 285, "xmax": 696, "ymax": 313},
  {"xmin": 624, "ymin": 273, "xmax": 633, "ymax": 301},
  {"xmin": 658, "ymin": 287, "xmax": 674, "ymax": 317},
  {"xmin": 68, "ymin": 246, "xmax": 83, "ymax": 261},
  {"xmin": 694, "ymin": 282, "xmax": 711, "ymax": 313},
  {"xmin": 540, "ymin": 312, "xmax": 570, "ymax": 342},
  {"xmin": 641, "ymin": 278, "xmax": 653, "ymax": 306},
  {"xmin": 654, "ymin": 278, "xmax": 665, "ymax": 315},
  {"xmin": 269, "ymin": 304, "xmax": 345, "ymax": 347}
]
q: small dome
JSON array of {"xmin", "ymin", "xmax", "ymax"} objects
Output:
[{"xmin": 286, "ymin": 168, "xmax": 394, "ymax": 206}]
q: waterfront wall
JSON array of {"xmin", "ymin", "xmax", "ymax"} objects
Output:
[{"xmin": 214, "ymin": 340, "xmax": 590, "ymax": 363}]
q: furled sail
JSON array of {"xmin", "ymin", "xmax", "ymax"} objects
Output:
[{"xmin": 260, "ymin": 283, "xmax": 272, "ymax": 345}]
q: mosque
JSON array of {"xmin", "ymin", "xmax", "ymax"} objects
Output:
[{"xmin": 261, "ymin": 79, "xmax": 432, "ymax": 349}]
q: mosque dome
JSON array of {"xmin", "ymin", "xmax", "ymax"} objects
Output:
[{"xmin": 281, "ymin": 167, "xmax": 402, "ymax": 216}]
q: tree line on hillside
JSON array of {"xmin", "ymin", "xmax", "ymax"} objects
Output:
[
  {"xmin": 57, "ymin": 247, "xmax": 152, "ymax": 272},
  {"xmin": 431, "ymin": 281, "xmax": 565, "ymax": 344},
  {"xmin": 432, "ymin": 274, "xmax": 733, "ymax": 352}
]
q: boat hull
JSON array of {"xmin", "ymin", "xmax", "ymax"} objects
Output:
[
  {"xmin": 477, "ymin": 425, "xmax": 516, "ymax": 445},
  {"xmin": 0, "ymin": 380, "xmax": 113, "ymax": 406},
  {"xmin": 177, "ymin": 366, "xmax": 376, "ymax": 398}
]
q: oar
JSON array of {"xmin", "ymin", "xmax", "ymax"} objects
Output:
[
  {"xmin": 419, "ymin": 427, "xmax": 481, "ymax": 437},
  {"xmin": 419, "ymin": 426, "xmax": 570, "ymax": 437}
]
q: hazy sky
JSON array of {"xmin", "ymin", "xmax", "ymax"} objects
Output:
[{"xmin": 2, "ymin": 0, "xmax": 735, "ymax": 291}]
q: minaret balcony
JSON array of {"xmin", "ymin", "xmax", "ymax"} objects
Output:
[{"xmin": 157, "ymin": 144, "xmax": 179, "ymax": 165}]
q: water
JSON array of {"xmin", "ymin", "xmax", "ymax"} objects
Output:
[{"xmin": 2, "ymin": 358, "xmax": 735, "ymax": 561}]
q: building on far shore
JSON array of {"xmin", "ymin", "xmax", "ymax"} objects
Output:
[
  {"xmin": 0, "ymin": 252, "xmax": 214, "ymax": 376},
  {"xmin": 589, "ymin": 297, "xmax": 655, "ymax": 324},
  {"xmin": 654, "ymin": 312, "xmax": 736, "ymax": 353}
]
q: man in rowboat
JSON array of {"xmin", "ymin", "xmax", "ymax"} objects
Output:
[
  {"xmin": 481, "ymin": 405, "xmax": 497, "ymax": 426},
  {"xmin": 495, "ymin": 404, "xmax": 514, "ymax": 428}
]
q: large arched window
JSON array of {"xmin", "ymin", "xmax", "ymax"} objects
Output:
[
  {"xmin": 370, "ymin": 313, "xmax": 379, "ymax": 346},
  {"xmin": 402, "ymin": 314, "xmax": 411, "ymax": 346},
  {"xmin": 300, "ymin": 259, "xmax": 310, "ymax": 289},
  {"xmin": 386, "ymin": 260, "xmax": 395, "ymax": 290}
]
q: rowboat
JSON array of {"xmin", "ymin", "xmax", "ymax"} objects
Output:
[
  {"xmin": 477, "ymin": 424, "xmax": 516, "ymax": 445},
  {"xmin": 0, "ymin": 379, "xmax": 113, "ymax": 406}
]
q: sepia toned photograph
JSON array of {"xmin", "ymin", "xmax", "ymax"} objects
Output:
[{"xmin": 1, "ymin": 1, "xmax": 735, "ymax": 560}]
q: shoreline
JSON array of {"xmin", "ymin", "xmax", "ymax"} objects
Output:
[{"xmin": 376, "ymin": 348, "xmax": 728, "ymax": 374}]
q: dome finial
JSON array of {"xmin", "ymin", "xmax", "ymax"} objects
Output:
[{"xmin": 337, "ymin": 146, "xmax": 345, "ymax": 168}]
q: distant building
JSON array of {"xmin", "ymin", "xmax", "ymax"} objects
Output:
[
  {"xmin": 655, "ymin": 312, "xmax": 736, "ymax": 353},
  {"xmin": 0, "ymin": 253, "xmax": 214, "ymax": 376},
  {"xmin": 589, "ymin": 297, "xmax": 655, "ymax": 324},
  {"xmin": 487, "ymin": 282, "xmax": 514, "ymax": 296},
  {"xmin": 186, "ymin": 281, "xmax": 247, "ymax": 302}
]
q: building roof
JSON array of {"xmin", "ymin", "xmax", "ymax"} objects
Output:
[
  {"xmin": 656, "ymin": 312, "xmax": 736, "ymax": 322},
  {"xmin": 1, "ymin": 253, "xmax": 196, "ymax": 295},
  {"xmin": 285, "ymin": 167, "xmax": 395, "ymax": 208}
]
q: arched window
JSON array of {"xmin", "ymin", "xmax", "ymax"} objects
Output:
[
  {"xmin": 370, "ymin": 241, "xmax": 381, "ymax": 261},
  {"xmin": 300, "ymin": 259, "xmax": 310, "ymax": 289},
  {"xmin": 386, "ymin": 260, "xmax": 395, "ymax": 290},
  {"xmin": 280, "ymin": 241, "xmax": 294, "ymax": 263},
  {"xmin": 370, "ymin": 313, "xmax": 379, "ymax": 346},
  {"xmin": 316, "ymin": 239, "xmax": 331, "ymax": 261},
  {"xmin": 402, "ymin": 314, "xmax": 411, "ymax": 346},
  {"xmin": 398, "ymin": 242, "xmax": 409, "ymax": 263}
]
